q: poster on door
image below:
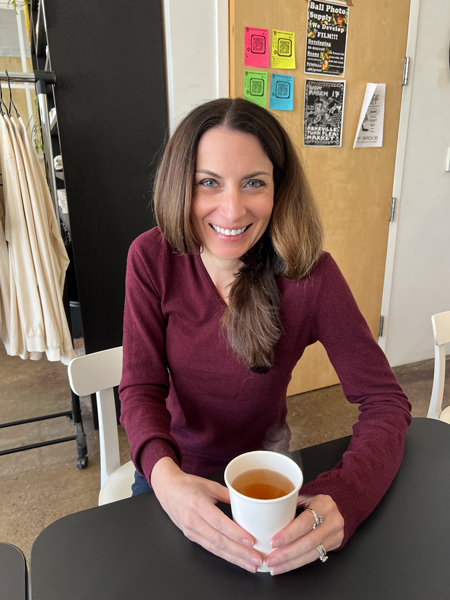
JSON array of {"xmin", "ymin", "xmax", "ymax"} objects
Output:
[
  {"xmin": 304, "ymin": 79, "xmax": 345, "ymax": 147},
  {"xmin": 244, "ymin": 70, "xmax": 269, "ymax": 108},
  {"xmin": 305, "ymin": 1, "xmax": 349, "ymax": 77},
  {"xmin": 353, "ymin": 83, "xmax": 386, "ymax": 148},
  {"xmin": 244, "ymin": 26, "xmax": 270, "ymax": 68},
  {"xmin": 269, "ymin": 74, "xmax": 294, "ymax": 111}
]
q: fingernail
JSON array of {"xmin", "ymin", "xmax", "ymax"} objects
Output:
[
  {"xmin": 271, "ymin": 538, "xmax": 282, "ymax": 549},
  {"xmin": 270, "ymin": 568, "xmax": 276, "ymax": 576},
  {"xmin": 244, "ymin": 563, "xmax": 257, "ymax": 573},
  {"xmin": 251, "ymin": 556, "xmax": 262, "ymax": 567},
  {"xmin": 242, "ymin": 538, "xmax": 253, "ymax": 547}
]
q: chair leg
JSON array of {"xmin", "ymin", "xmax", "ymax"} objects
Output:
[{"xmin": 71, "ymin": 390, "xmax": 88, "ymax": 469}]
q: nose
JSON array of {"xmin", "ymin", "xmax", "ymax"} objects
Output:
[{"xmin": 219, "ymin": 187, "xmax": 247, "ymax": 224}]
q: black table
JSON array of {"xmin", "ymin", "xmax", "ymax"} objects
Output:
[
  {"xmin": 0, "ymin": 543, "xmax": 27, "ymax": 600},
  {"xmin": 30, "ymin": 418, "xmax": 450, "ymax": 599}
]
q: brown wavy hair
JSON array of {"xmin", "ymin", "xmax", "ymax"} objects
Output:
[{"xmin": 154, "ymin": 98, "xmax": 323, "ymax": 373}]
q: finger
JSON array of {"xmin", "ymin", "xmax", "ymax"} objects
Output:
[
  {"xmin": 270, "ymin": 508, "xmax": 316, "ymax": 548},
  {"xmin": 268, "ymin": 544, "xmax": 326, "ymax": 576},
  {"xmin": 198, "ymin": 532, "xmax": 263, "ymax": 573},
  {"xmin": 297, "ymin": 493, "xmax": 314, "ymax": 507},
  {"xmin": 198, "ymin": 499, "xmax": 257, "ymax": 549},
  {"xmin": 186, "ymin": 512, "xmax": 263, "ymax": 570},
  {"xmin": 268, "ymin": 517, "xmax": 324, "ymax": 561},
  {"xmin": 201, "ymin": 479, "xmax": 231, "ymax": 504}
]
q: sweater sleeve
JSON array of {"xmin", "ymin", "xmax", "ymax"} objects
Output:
[
  {"xmin": 119, "ymin": 234, "xmax": 181, "ymax": 482},
  {"xmin": 300, "ymin": 255, "xmax": 412, "ymax": 547}
]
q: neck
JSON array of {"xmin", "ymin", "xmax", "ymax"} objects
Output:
[{"xmin": 200, "ymin": 250, "xmax": 241, "ymax": 304}]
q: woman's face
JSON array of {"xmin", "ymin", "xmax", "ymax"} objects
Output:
[{"xmin": 191, "ymin": 127, "xmax": 274, "ymax": 268}]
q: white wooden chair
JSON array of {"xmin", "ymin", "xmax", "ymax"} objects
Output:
[
  {"xmin": 427, "ymin": 312, "xmax": 450, "ymax": 424},
  {"xmin": 68, "ymin": 346, "xmax": 135, "ymax": 505}
]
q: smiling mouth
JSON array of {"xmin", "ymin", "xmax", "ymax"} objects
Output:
[{"xmin": 210, "ymin": 224, "xmax": 250, "ymax": 236}]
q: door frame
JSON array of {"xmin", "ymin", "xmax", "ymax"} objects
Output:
[
  {"xmin": 162, "ymin": 0, "xmax": 229, "ymax": 134},
  {"xmin": 378, "ymin": 0, "xmax": 420, "ymax": 355}
]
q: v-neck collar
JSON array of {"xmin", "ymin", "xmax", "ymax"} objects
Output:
[{"xmin": 193, "ymin": 250, "xmax": 229, "ymax": 308}]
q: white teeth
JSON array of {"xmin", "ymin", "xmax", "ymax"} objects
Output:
[{"xmin": 211, "ymin": 224, "xmax": 248, "ymax": 236}]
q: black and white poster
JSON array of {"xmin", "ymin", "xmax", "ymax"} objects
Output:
[
  {"xmin": 305, "ymin": 1, "xmax": 349, "ymax": 77},
  {"xmin": 303, "ymin": 79, "xmax": 345, "ymax": 147}
]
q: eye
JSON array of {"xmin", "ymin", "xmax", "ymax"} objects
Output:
[
  {"xmin": 245, "ymin": 179, "xmax": 265, "ymax": 188},
  {"xmin": 198, "ymin": 178, "xmax": 219, "ymax": 187}
]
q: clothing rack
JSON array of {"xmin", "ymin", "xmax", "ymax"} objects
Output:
[
  {"xmin": 0, "ymin": 70, "xmax": 88, "ymax": 468},
  {"xmin": 1, "ymin": 71, "xmax": 59, "ymax": 224}
]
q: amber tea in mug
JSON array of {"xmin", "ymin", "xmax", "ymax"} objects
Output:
[
  {"xmin": 225, "ymin": 451, "xmax": 303, "ymax": 572},
  {"xmin": 232, "ymin": 468, "xmax": 295, "ymax": 500}
]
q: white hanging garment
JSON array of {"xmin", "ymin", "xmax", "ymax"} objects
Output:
[
  {"xmin": 0, "ymin": 165, "xmax": 11, "ymax": 351},
  {"xmin": 0, "ymin": 113, "xmax": 44, "ymax": 359},
  {"xmin": 8, "ymin": 260, "xmax": 33, "ymax": 360},
  {"xmin": 9, "ymin": 117, "xmax": 61, "ymax": 359},
  {"xmin": 0, "ymin": 112, "xmax": 76, "ymax": 364},
  {"xmin": 12, "ymin": 116, "xmax": 75, "ymax": 364},
  {"xmin": 17, "ymin": 117, "xmax": 69, "ymax": 294}
]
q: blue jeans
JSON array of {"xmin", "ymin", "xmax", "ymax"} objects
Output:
[{"xmin": 131, "ymin": 470, "xmax": 153, "ymax": 496}]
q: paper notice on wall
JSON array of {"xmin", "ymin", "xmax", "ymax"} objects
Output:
[
  {"xmin": 304, "ymin": 79, "xmax": 345, "ymax": 147},
  {"xmin": 353, "ymin": 83, "xmax": 386, "ymax": 148},
  {"xmin": 305, "ymin": 1, "xmax": 349, "ymax": 77},
  {"xmin": 244, "ymin": 70, "xmax": 268, "ymax": 108},
  {"xmin": 271, "ymin": 30, "xmax": 296, "ymax": 69},
  {"xmin": 244, "ymin": 27, "xmax": 270, "ymax": 68},
  {"xmin": 269, "ymin": 74, "xmax": 294, "ymax": 111}
]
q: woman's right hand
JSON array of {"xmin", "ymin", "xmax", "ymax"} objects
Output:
[{"xmin": 150, "ymin": 457, "xmax": 263, "ymax": 573}]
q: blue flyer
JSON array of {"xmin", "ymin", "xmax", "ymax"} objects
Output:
[{"xmin": 269, "ymin": 74, "xmax": 294, "ymax": 110}]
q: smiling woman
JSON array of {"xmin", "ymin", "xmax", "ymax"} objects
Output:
[{"xmin": 119, "ymin": 97, "xmax": 411, "ymax": 576}]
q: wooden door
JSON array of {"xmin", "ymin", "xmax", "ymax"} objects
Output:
[{"xmin": 230, "ymin": 0, "xmax": 410, "ymax": 394}]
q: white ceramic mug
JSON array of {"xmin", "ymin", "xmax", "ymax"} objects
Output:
[{"xmin": 224, "ymin": 450, "xmax": 303, "ymax": 572}]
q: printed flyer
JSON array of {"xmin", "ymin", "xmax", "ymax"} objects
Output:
[
  {"xmin": 244, "ymin": 26, "xmax": 270, "ymax": 68},
  {"xmin": 244, "ymin": 70, "xmax": 269, "ymax": 108},
  {"xmin": 269, "ymin": 74, "xmax": 294, "ymax": 111},
  {"xmin": 305, "ymin": 1, "xmax": 349, "ymax": 77},
  {"xmin": 271, "ymin": 30, "xmax": 296, "ymax": 69},
  {"xmin": 353, "ymin": 83, "xmax": 386, "ymax": 148},
  {"xmin": 303, "ymin": 79, "xmax": 345, "ymax": 147}
]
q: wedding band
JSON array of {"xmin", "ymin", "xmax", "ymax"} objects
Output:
[
  {"xmin": 305, "ymin": 508, "xmax": 323, "ymax": 529},
  {"xmin": 316, "ymin": 544, "xmax": 328, "ymax": 563}
]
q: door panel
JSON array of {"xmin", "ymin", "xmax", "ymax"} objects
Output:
[{"xmin": 230, "ymin": 0, "xmax": 410, "ymax": 394}]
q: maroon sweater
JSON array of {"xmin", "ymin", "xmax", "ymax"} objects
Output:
[{"xmin": 119, "ymin": 227, "xmax": 412, "ymax": 546}]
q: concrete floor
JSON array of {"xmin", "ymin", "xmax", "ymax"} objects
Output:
[{"xmin": 0, "ymin": 341, "xmax": 448, "ymax": 564}]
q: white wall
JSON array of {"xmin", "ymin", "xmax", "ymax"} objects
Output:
[
  {"xmin": 163, "ymin": 0, "xmax": 229, "ymax": 134},
  {"xmin": 383, "ymin": 0, "xmax": 450, "ymax": 366}
]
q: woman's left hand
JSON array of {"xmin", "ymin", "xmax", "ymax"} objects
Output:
[{"xmin": 266, "ymin": 494, "xmax": 344, "ymax": 576}]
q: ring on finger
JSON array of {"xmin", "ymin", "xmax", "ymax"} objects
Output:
[
  {"xmin": 316, "ymin": 544, "xmax": 328, "ymax": 563},
  {"xmin": 305, "ymin": 508, "xmax": 323, "ymax": 529}
]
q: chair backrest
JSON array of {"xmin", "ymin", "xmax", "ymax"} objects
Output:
[
  {"xmin": 68, "ymin": 347, "xmax": 123, "ymax": 488},
  {"xmin": 427, "ymin": 312, "xmax": 450, "ymax": 420}
]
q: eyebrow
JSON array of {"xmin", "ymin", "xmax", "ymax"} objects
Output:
[{"xmin": 195, "ymin": 169, "xmax": 272, "ymax": 179}]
